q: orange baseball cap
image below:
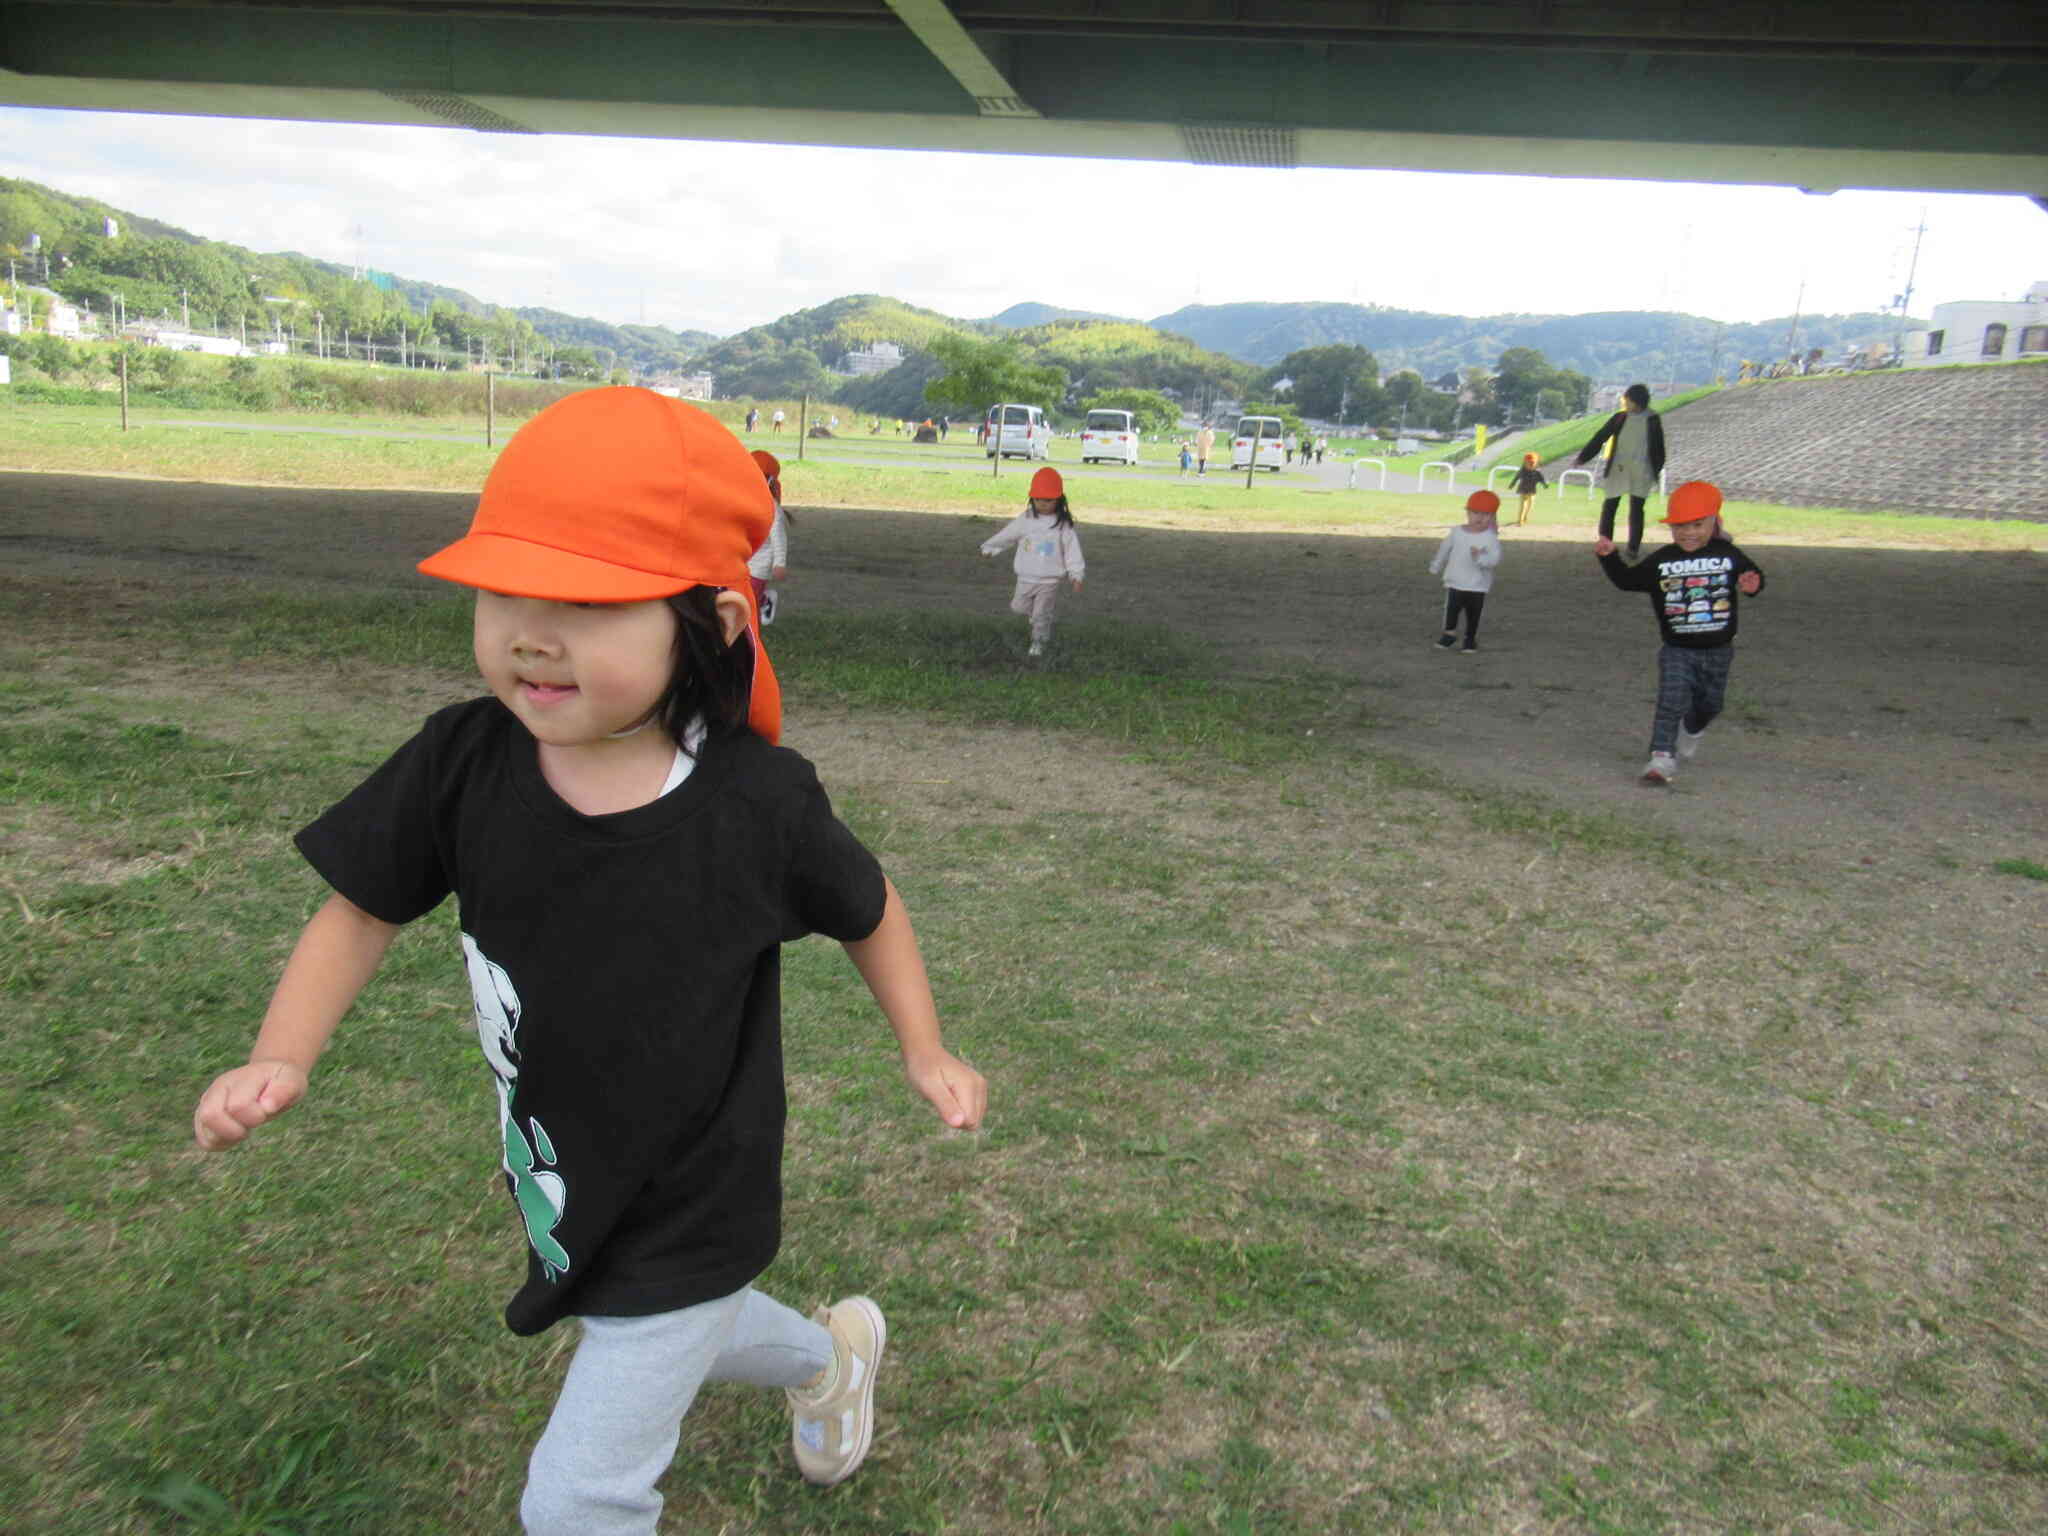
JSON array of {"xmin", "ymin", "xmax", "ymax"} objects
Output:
[
  {"xmin": 418, "ymin": 387, "xmax": 783, "ymax": 741},
  {"xmin": 1662, "ymin": 480, "xmax": 1724, "ymax": 524},
  {"xmin": 1028, "ymin": 467, "xmax": 1064, "ymax": 500},
  {"xmin": 1464, "ymin": 489, "xmax": 1500, "ymax": 514},
  {"xmin": 750, "ymin": 449, "xmax": 781, "ymax": 480}
]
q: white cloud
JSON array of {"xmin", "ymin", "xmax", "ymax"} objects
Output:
[{"xmin": 5, "ymin": 106, "xmax": 2043, "ymax": 337}]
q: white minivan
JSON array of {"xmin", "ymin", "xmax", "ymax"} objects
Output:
[
  {"xmin": 1079, "ymin": 408, "xmax": 1140, "ymax": 466},
  {"xmin": 985, "ymin": 402, "xmax": 1052, "ymax": 460},
  {"xmin": 1231, "ymin": 415, "xmax": 1286, "ymax": 472}
]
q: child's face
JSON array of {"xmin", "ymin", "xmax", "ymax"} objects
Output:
[
  {"xmin": 1030, "ymin": 497, "xmax": 1057, "ymax": 516},
  {"xmin": 473, "ymin": 590, "xmax": 678, "ymax": 747},
  {"xmin": 1669, "ymin": 517, "xmax": 1715, "ymax": 551},
  {"xmin": 1465, "ymin": 509, "xmax": 1494, "ymax": 532}
]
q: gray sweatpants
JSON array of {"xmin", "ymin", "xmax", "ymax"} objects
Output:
[
  {"xmin": 521, "ymin": 1286, "xmax": 831, "ymax": 1536},
  {"xmin": 1010, "ymin": 577, "xmax": 1061, "ymax": 643}
]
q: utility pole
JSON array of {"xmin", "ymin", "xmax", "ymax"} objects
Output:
[
  {"xmin": 1784, "ymin": 279, "xmax": 1805, "ymax": 370},
  {"xmin": 1893, "ymin": 209, "xmax": 1927, "ymax": 363}
]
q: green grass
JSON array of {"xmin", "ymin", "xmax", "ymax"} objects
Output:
[
  {"xmin": 1991, "ymin": 857, "xmax": 2048, "ymax": 881},
  {"xmin": 6, "ymin": 567, "xmax": 2047, "ymax": 1533}
]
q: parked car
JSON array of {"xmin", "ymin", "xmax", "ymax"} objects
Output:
[
  {"xmin": 985, "ymin": 402, "xmax": 1052, "ymax": 460},
  {"xmin": 1231, "ymin": 414, "xmax": 1285, "ymax": 472},
  {"xmin": 1079, "ymin": 408, "xmax": 1140, "ymax": 465}
]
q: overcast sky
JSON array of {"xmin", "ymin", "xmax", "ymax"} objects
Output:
[{"xmin": 5, "ymin": 105, "xmax": 2044, "ymax": 338}]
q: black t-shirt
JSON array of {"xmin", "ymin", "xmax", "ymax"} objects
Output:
[
  {"xmin": 296, "ymin": 698, "xmax": 887, "ymax": 1335},
  {"xmin": 1598, "ymin": 538, "xmax": 1766, "ymax": 649}
]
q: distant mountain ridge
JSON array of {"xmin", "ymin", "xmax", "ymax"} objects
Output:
[{"xmin": 1147, "ymin": 301, "xmax": 1922, "ymax": 385}]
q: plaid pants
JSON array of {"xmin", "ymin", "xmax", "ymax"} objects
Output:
[{"xmin": 1651, "ymin": 643, "xmax": 1734, "ymax": 754}]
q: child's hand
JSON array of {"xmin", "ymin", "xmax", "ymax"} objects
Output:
[
  {"xmin": 902, "ymin": 1047, "xmax": 987, "ymax": 1131},
  {"xmin": 771, "ymin": 565, "xmax": 788, "ymax": 582},
  {"xmin": 1070, "ymin": 578, "xmax": 1084, "ymax": 592},
  {"xmin": 1593, "ymin": 537, "xmax": 1616, "ymax": 556},
  {"xmin": 1737, "ymin": 571, "xmax": 1761, "ymax": 594},
  {"xmin": 193, "ymin": 1059, "xmax": 309, "ymax": 1150}
]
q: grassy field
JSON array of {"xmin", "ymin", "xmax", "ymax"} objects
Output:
[{"xmin": 3, "ymin": 416, "xmax": 2045, "ymax": 1533}]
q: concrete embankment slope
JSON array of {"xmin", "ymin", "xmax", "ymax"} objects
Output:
[{"xmin": 1658, "ymin": 363, "xmax": 2048, "ymax": 519}]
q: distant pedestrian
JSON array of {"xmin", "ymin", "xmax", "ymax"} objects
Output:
[
  {"xmin": 1594, "ymin": 479, "xmax": 1766, "ymax": 785},
  {"xmin": 1283, "ymin": 432, "xmax": 1298, "ymax": 464},
  {"xmin": 1428, "ymin": 490, "xmax": 1503, "ymax": 655},
  {"xmin": 1196, "ymin": 424, "xmax": 1215, "ymax": 475},
  {"xmin": 1510, "ymin": 452, "xmax": 1547, "ymax": 526},
  {"xmin": 1313, "ymin": 435, "xmax": 1328, "ymax": 464},
  {"xmin": 745, "ymin": 406, "xmax": 759, "ymax": 434},
  {"xmin": 1573, "ymin": 382, "xmax": 1664, "ymax": 559},
  {"xmin": 939, "ymin": 417, "xmax": 949, "ymax": 440},
  {"xmin": 979, "ymin": 466, "xmax": 1085, "ymax": 658},
  {"xmin": 770, "ymin": 406, "xmax": 785, "ymax": 434},
  {"xmin": 1178, "ymin": 440, "xmax": 1192, "ymax": 476}
]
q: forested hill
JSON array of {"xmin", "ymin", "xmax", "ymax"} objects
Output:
[
  {"xmin": 0, "ymin": 177, "xmax": 710, "ymax": 376},
  {"xmin": 986, "ymin": 301, "xmax": 1132, "ymax": 328},
  {"xmin": 1151, "ymin": 301, "xmax": 1922, "ymax": 385}
]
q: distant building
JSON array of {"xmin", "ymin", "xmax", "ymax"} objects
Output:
[
  {"xmin": 103, "ymin": 217, "xmax": 118, "ymax": 239},
  {"xmin": 1903, "ymin": 281, "xmax": 2048, "ymax": 368},
  {"xmin": 46, "ymin": 300, "xmax": 83, "ymax": 339},
  {"xmin": 838, "ymin": 341, "xmax": 904, "ymax": 376},
  {"xmin": 150, "ymin": 329, "xmax": 245, "ymax": 357},
  {"xmin": 1590, "ymin": 384, "xmax": 1626, "ymax": 412}
]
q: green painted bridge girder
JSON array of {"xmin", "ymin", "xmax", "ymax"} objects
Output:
[{"xmin": 1, "ymin": 2, "xmax": 2043, "ymax": 196}]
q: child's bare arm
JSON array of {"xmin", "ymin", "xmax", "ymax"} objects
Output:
[
  {"xmin": 841, "ymin": 879, "xmax": 987, "ymax": 1130},
  {"xmin": 193, "ymin": 892, "xmax": 400, "ymax": 1150}
]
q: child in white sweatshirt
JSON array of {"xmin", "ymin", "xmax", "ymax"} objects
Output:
[
  {"xmin": 1428, "ymin": 489, "xmax": 1503, "ymax": 654},
  {"xmin": 746, "ymin": 449, "xmax": 790, "ymax": 624},
  {"xmin": 980, "ymin": 467, "xmax": 1085, "ymax": 657}
]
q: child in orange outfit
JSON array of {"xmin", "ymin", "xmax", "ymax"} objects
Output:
[{"xmin": 979, "ymin": 466, "xmax": 1086, "ymax": 657}]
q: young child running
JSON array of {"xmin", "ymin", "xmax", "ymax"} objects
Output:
[
  {"xmin": 1509, "ymin": 452, "xmax": 1547, "ymax": 526},
  {"xmin": 190, "ymin": 388, "xmax": 988, "ymax": 1536},
  {"xmin": 980, "ymin": 465, "xmax": 1085, "ymax": 657},
  {"xmin": 1428, "ymin": 489, "xmax": 1503, "ymax": 653},
  {"xmin": 746, "ymin": 448, "xmax": 790, "ymax": 624},
  {"xmin": 1594, "ymin": 478, "xmax": 1766, "ymax": 785}
]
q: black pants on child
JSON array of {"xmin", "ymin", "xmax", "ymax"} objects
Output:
[
  {"xmin": 1442, "ymin": 588, "xmax": 1485, "ymax": 644},
  {"xmin": 1599, "ymin": 495, "xmax": 1647, "ymax": 556}
]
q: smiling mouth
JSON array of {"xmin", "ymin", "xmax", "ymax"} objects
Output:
[{"xmin": 520, "ymin": 680, "xmax": 578, "ymax": 703}]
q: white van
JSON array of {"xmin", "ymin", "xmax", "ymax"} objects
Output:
[
  {"xmin": 985, "ymin": 402, "xmax": 1051, "ymax": 460},
  {"xmin": 1079, "ymin": 408, "xmax": 1139, "ymax": 465},
  {"xmin": 1231, "ymin": 415, "xmax": 1286, "ymax": 472}
]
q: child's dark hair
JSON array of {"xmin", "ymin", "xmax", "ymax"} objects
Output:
[
  {"xmin": 1623, "ymin": 382, "xmax": 1651, "ymax": 409},
  {"xmin": 657, "ymin": 586, "xmax": 757, "ymax": 751},
  {"xmin": 1037, "ymin": 494, "xmax": 1075, "ymax": 531}
]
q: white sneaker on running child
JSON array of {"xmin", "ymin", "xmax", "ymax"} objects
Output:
[
  {"xmin": 1676, "ymin": 724, "xmax": 1704, "ymax": 760},
  {"xmin": 1640, "ymin": 752, "xmax": 1678, "ymax": 785},
  {"xmin": 787, "ymin": 1296, "xmax": 886, "ymax": 1487},
  {"xmin": 1027, "ymin": 641, "xmax": 1044, "ymax": 657}
]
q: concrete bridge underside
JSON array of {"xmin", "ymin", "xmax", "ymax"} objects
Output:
[{"xmin": 1, "ymin": 2, "xmax": 2044, "ymax": 200}]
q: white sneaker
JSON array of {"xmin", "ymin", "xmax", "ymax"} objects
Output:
[
  {"xmin": 1027, "ymin": 641, "xmax": 1044, "ymax": 657},
  {"xmin": 787, "ymin": 1296, "xmax": 886, "ymax": 1487},
  {"xmin": 1676, "ymin": 724, "xmax": 1703, "ymax": 760},
  {"xmin": 1641, "ymin": 752, "xmax": 1678, "ymax": 785}
]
